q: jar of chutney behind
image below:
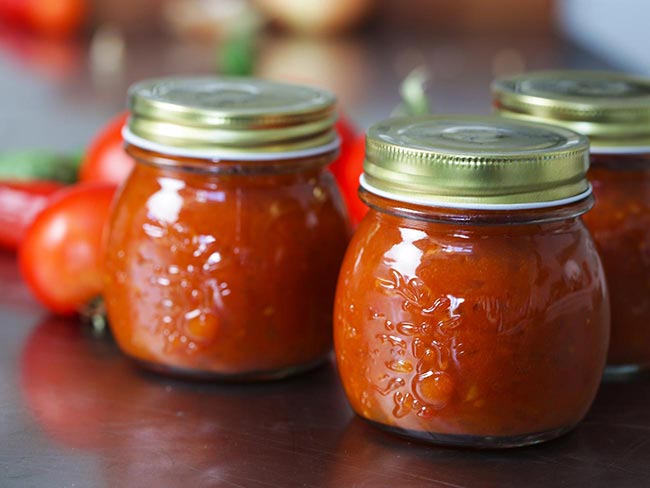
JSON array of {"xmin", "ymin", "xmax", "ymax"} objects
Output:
[
  {"xmin": 104, "ymin": 77, "xmax": 350, "ymax": 380},
  {"xmin": 494, "ymin": 71, "xmax": 650, "ymax": 377}
]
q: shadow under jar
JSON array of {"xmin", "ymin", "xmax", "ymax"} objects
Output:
[
  {"xmin": 494, "ymin": 70, "xmax": 650, "ymax": 377},
  {"xmin": 334, "ymin": 115, "xmax": 610, "ymax": 448},
  {"xmin": 104, "ymin": 77, "xmax": 350, "ymax": 380}
]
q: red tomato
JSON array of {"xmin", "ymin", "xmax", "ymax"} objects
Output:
[
  {"xmin": 79, "ymin": 112, "xmax": 134, "ymax": 186},
  {"xmin": 330, "ymin": 130, "xmax": 367, "ymax": 226},
  {"xmin": 0, "ymin": 180, "xmax": 63, "ymax": 250},
  {"xmin": 19, "ymin": 183, "xmax": 117, "ymax": 315},
  {"xmin": 335, "ymin": 116, "xmax": 356, "ymax": 149}
]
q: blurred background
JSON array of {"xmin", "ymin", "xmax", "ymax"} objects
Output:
[{"xmin": 0, "ymin": 0, "xmax": 649, "ymax": 152}]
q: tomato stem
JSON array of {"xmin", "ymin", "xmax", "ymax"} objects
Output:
[{"xmin": 80, "ymin": 296, "xmax": 109, "ymax": 336}]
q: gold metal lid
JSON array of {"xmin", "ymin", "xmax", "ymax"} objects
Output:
[
  {"xmin": 362, "ymin": 115, "xmax": 590, "ymax": 208},
  {"xmin": 126, "ymin": 76, "xmax": 338, "ymax": 159},
  {"xmin": 492, "ymin": 70, "xmax": 650, "ymax": 149}
]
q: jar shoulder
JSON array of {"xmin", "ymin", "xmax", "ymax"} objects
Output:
[{"xmin": 339, "ymin": 210, "xmax": 605, "ymax": 315}]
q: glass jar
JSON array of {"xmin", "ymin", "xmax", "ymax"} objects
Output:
[
  {"xmin": 104, "ymin": 77, "xmax": 350, "ymax": 380},
  {"xmin": 334, "ymin": 115, "xmax": 610, "ymax": 448},
  {"xmin": 493, "ymin": 70, "xmax": 650, "ymax": 376}
]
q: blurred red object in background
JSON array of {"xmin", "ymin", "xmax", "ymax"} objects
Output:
[
  {"xmin": 0, "ymin": 0, "xmax": 86, "ymax": 38},
  {"xmin": 0, "ymin": 27, "xmax": 80, "ymax": 79}
]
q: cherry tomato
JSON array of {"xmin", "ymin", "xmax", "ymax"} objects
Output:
[
  {"xmin": 79, "ymin": 112, "xmax": 134, "ymax": 186},
  {"xmin": 330, "ymin": 129, "xmax": 367, "ymax": 226},
  {"xmin": 335, "ymin": 115, "xmax": 356, "ymax": 149},
  {"xmin": 0, "ymin": 180, "xmax": 63, "ymax": 250},
  {"xmin": 19, "ymin": 183, "xmax": 117, "ymax": 315}
]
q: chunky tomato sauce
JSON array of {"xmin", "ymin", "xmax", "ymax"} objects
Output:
[
  {"xmin": 105, "ymin": 146, "xmax": 349, "ymax": 379},
  {"xmin": 583, "ymin": 154, "xmax": 650, "ymax": 370},
  {"xmin": 334, "ymin": 192, "xmax": 609, "ymax": 443}
]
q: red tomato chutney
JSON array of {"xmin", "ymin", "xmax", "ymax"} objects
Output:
[
  {"xmin": 104, "ymin": 77, "xmax": 350, "ymax": 380},
  {"xmin": 334, "ymin": 116, "xmax": 609, "ymax": 447},
  {"xmin": 494, "ymin": 71, "xmax": 650, "ymax": 376}
]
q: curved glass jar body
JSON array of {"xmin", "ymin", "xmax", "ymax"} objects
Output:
[
  {"xmin": 105, "ymin": 145, "xmax": 350, "ymax": 380},
  {"xmin": 583, "ymin": 153, "xmax": 650, "ymax": 374},
  {"xmin": 334, "ymin": 191, "xmax": 610, "ymax": 447}
]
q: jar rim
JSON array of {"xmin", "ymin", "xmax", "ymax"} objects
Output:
[
  {"xmin": 360, "ymin": 174, "xmax": 593, "ymax": 211},
  {"xmin": 123, "ymin": 126, "xmax": 340, "ymax": 162},
  {"xmin": 589, "ymin": 144, "xmax": 650, "ymax": 155}
]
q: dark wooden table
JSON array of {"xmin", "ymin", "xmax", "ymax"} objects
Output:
[
  {"xmin": 3, "ymin": 250, "xmax": 650, "ymax": 488},
  {"xmin": 2, "ymin": 27, "xmax": 649, "ymax": 488}
]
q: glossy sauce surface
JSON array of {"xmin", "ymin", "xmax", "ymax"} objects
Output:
[
  {"xmin": 334, "ymin": 193, "xmax": 609, "ymax": 441},
  {"xmin": 105, "ymin": 147, "xmax": 350, "ymax": 378},
  {"xmin": 584, "ymin": 154, "xmax": 650, "ymax": 369}
]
